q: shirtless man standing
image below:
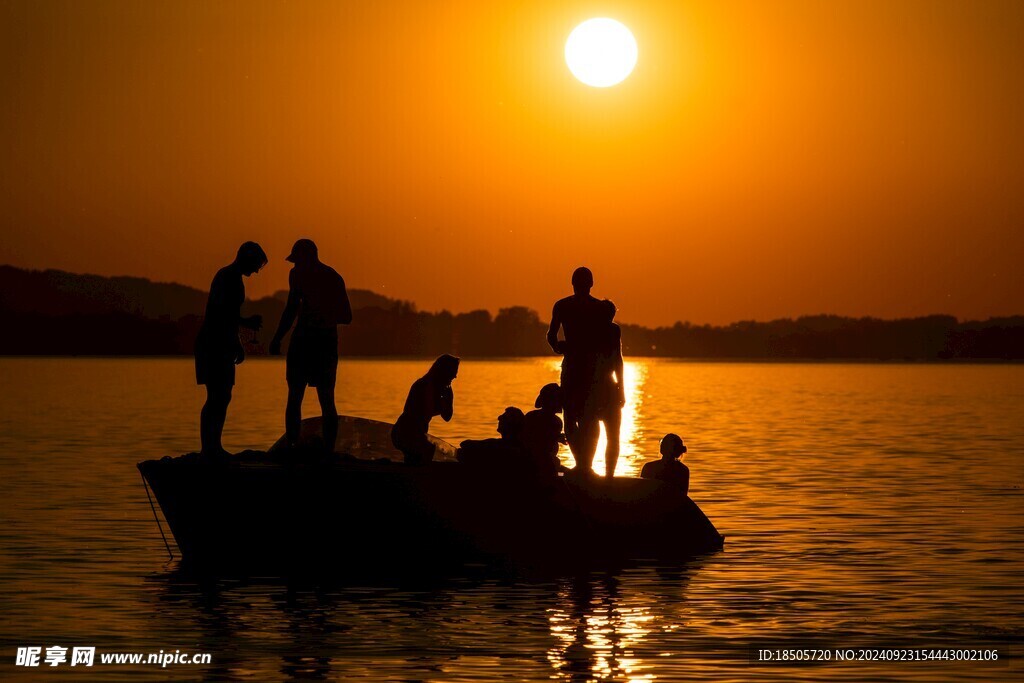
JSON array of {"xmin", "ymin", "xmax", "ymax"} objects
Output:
[{"xmin": 546, "ymin": 267, "xmax": 606, "ymax": 473}]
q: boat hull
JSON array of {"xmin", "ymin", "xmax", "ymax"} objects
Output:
[{"xmin": 138, "ymin": 453, "xmax": 724, "ymax": 572}]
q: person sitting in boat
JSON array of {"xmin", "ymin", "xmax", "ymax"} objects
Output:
[
  {"xmin": 391, "ymin": 354, "xmax": 459, "ymax": 465},
  {"xmin": 640, "ymin": 433, "xmax": 690, "ymax": 494},
  {"xmin": 457, "ymin": 406, "xmax": 527, "ymax": 469},
  {"xmin": 521, "ymin": 383, "xmax": 565, "ymax": 477}
]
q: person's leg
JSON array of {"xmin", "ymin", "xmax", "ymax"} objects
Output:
[
  {"xmin": 563, "ymin": 403, "xmax": 581, "ymax": 459},
  {"xmin": 393, "ymin": 422, "xmax": 434, "ymax": 465},
  {"xmin": 561, "ymin": 365, "xmax": 584, "ymax": 462},
  {"xmin": 603, "ymin": 409, "xmax": 621, "ymax": 478},
  {"xmin": 315, "ymin": 378, "xmax": 338, "ymax": 453},
  {"xmin": 285, "ymin": 381, "xmax": 306, "ymax": 447},
  {"xmin": 567, "ymin": 361, "xmax": 602, "ymax": 473},
  {"xmin": 200, "ymin": 383, "xmax": 232, "ymax": 455},
  {"xmin": 575, "ymin": 414, "xmax": 600, "ymax": 474}
]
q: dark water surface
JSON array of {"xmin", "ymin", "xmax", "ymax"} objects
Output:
[{"xmin": 0, "ymin": 358, "xmax": 1021, "ymax": 681}]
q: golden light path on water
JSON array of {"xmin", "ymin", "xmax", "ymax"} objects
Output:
[
  {"xmin": 546, "ymin": 580, "xmax": 657, "ymax": 682},
  {"xmin": 549, "ymin": 359, "xmax": 649, "ymax": 477},
  {"xmin": 544, "ymin": 362, "xmax": 657, "ymax": 681}
]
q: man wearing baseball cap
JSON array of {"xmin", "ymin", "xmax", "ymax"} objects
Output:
[{"xmin": 270, "ymin": 238, "xmax": 352, "ymax": 452}]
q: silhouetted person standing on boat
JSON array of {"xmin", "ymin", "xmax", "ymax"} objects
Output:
[
  {"xmin": 195, "ymin": 241, "xmax": 267, "ymax": 456},
  {"xmin": 269, "ymin": 239, "xmax": 352, "ymax": 452},
  {"xmin": 547, "ymin": 267, "xmax": 605, "ymax": 473},
  {"xmin": 592, "ymin": 299, "xmax": 625, "ymax": 478},
  {"xmin": 392, "ymin": 354, "xmax": 459, "ymax": 465}
]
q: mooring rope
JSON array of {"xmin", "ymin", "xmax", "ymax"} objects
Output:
[{"xmin": 140, "ymin": 470, "xmax": 174, "ymax": 561}]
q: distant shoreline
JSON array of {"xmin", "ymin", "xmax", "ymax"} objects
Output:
[
  {"xmin": 1, "ymin": 354, "xmax": 1020, "ymax": 365},
  {"xmin": 3, "ymin": 265, "xmax": 1022, "ymax": 361}
]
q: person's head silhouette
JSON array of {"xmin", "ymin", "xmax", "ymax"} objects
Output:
[
  {"xmin": 428, "ymin": 354, "xmax": 460, "ymax": 384},
  {"xmin": 601, "ymin": 299, "xmax": 617, "ymax": 323},
  {"xmin": 497, "ymin": 407, "xmax": 526, "ymax": 439},
  {"xmin": 535, "ymin": 383, "xmax": 563, "ymax": 412},
  {"xmin": 286, "ymin": 238, "xmax": 319, "ymax": 267},
  {"xmin": 571, "ymin": 267, "xmax": 593, "ymax": 295},
  {"xmin": 660, "ymin": 433, "xmax": 687, "ymax": 460},
  {"xmin": 235, "ymin": 241, "xmax": 268, "ymax": 276}
]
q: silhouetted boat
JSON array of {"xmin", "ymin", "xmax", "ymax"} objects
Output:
[{"xmin": 138, "ymin": 416, "xmax": 724, "ymax": 571}]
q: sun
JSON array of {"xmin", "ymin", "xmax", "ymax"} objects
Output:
[{"xmin": 565, "ymin": 18, "xmax": 638, "ymax": 88}]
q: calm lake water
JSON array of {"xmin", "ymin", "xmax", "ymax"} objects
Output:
[{"xmin": 0, "ymin": 357, "xmax": 1021, "ymax": 681}]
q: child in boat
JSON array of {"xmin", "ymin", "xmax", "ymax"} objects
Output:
[
  {"xmin": 458, "ymin": 407, "xmax": 527, "ymax": 468},
  {"xmin": 522, "ymin": 383, "xmax": 564, "ymax": 477},
  {"xmin": 640, "ymin": 433, "xmax": 690, "ymax": 494}
]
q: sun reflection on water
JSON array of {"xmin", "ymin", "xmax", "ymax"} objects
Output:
[{"xmin": 546, "ymin": 577, "xmax": 657, "ymax": 682}]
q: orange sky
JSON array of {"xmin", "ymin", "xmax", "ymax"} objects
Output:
[{"xmin": 1, "ymin": 0, "xmax": 1021, "ymax": 326}]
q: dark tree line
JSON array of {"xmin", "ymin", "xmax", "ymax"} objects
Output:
[
  {"xmin": 616, "ymin": 315, "xmax": 1023, "ymax": 360},
  {"xmin": 2, "ymin": 307, "xmax": 1021, "ymax": 360},
  {"xmin": 0, "ymin": 265, "xmax": 1020, "ymax": 359}
]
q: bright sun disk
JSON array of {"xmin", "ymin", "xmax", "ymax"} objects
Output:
[{"xmin": 565, "ymin": 18, "xmax": 638, "ymax": 88}]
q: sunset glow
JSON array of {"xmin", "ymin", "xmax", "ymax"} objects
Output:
[{"xmin": 0, "ymin": 1, "xmax": 1021, "ymax": 326}]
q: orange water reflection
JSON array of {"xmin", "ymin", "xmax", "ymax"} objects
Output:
[
  {"xmin": 546, "ymin": 573, "xmax": 679, "ymax": 683},
  {"xmin": 3, "ymin": 359, "xmax": 1022, "ymax": 681}
]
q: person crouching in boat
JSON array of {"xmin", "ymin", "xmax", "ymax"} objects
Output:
[
  {"xmin": 392, "ymin": 354, "xmax": 459, "ymax": 465},
  {"xmin": 457, "ymin": 407, "xmax": 526, "ymax": 468},
  {"xmin": 640, "ymin": 434, "xmax": 690, "ymax": 494},
  {"xmin": 522, "ymin": 383, "xmax": 565, "ymax": 477}
]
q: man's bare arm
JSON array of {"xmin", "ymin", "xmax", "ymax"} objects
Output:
[
  {"xmin": 613, "ymin": 348, "xmax": 626, "ymax": 405},
  {"xmin": 269, "ymin": 281, "xmax": 300, "ymax": 355},
  {"xmin": 439, "ymin": 386, "xmax": 454, "ymax": 422},
  {"xmin": 546, "ymin": 303, "xmax": 563, "ymax": 353}
]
